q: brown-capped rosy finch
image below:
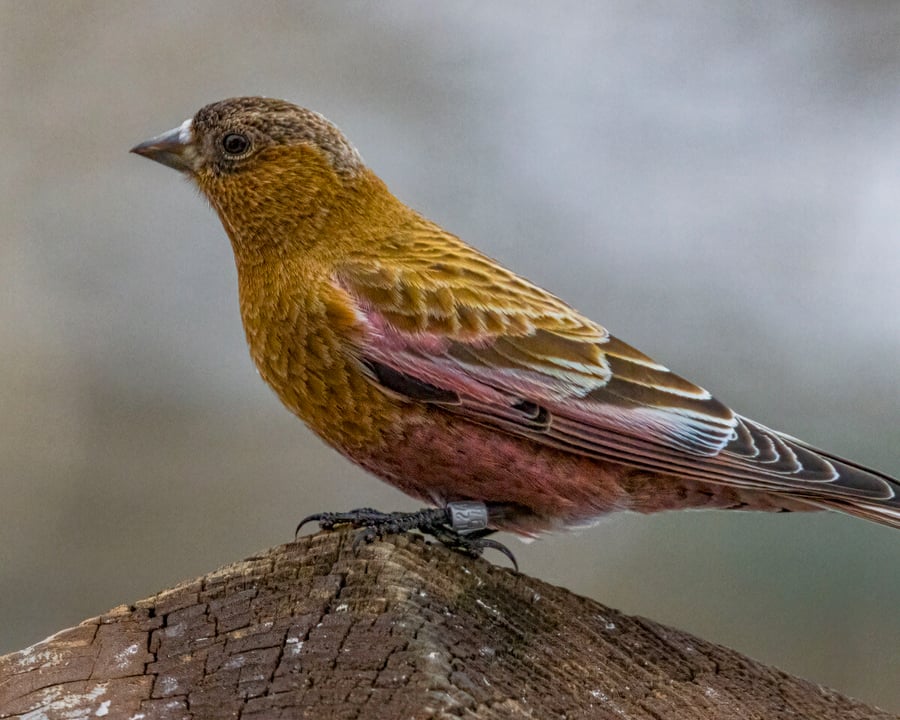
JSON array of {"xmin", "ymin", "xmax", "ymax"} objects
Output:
[{"xmin": 132, "ymin": 97, "xmax": 899, "ymax": 555}]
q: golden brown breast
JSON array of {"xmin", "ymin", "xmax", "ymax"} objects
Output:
[{"xmin": 236, "ymin": 261, "xmax": 397, "ymax": 453}]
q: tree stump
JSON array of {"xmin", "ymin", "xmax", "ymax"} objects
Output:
[{"xmin": 0, "ymin": 530, "xmax": 894, "ymax": 719}]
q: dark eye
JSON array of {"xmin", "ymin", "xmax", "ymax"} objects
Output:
[{"xmin": 221, "ymin": 132, "xmax": 250, "ymax": 156}]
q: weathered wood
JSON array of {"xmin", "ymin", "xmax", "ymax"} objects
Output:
[{"xmin": 0, "ymin": 530, "xmax": 894, "ymax": 719}]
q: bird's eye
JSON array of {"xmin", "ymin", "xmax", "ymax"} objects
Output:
[{"xmin": 221, "ymin": 132, "xmax": 251, "ymax": 156}]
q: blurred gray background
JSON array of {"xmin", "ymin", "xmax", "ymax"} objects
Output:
[{"xmin": 3, "ymin": 0, "xmax": 899, "ymax": 711}]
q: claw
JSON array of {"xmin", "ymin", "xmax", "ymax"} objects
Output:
[
  {"xmin": 473, "ymin": 537, "xmax": 519, "ymax": 571},
  {"xmin": 295, "ymin": 512, "xmax": 326, "ymax": 537}
]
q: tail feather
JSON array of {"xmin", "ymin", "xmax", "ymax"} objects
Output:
[
  {"xmin": 802, "ymin": 498, "xmax": 900, "ymax": 529},
  {"xmin": 728, "ymin": 418, "xmax": 900, "ymax": 528},
  {"xmin": 779, "ymin": 440, "xmax": 900, "ymax": 528}
]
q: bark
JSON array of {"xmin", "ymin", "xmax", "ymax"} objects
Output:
[{"xmin": 0, "ymin": 530, "xmax": 894, "ymax": 720}]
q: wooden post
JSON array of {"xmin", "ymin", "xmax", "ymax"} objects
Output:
[{"xmin": 0, "ymin": 531, "xmax": 894, "ymax": 719}]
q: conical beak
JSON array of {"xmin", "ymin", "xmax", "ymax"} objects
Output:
[{"xmin": 130, "ymin": 118, "xmax": 198, "ymax": 173}]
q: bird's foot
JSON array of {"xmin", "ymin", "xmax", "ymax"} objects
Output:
[{"xmin": 296, "ymin": 501, "xmax": 517, "ymax": 570}]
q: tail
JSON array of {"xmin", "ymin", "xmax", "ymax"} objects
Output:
[
  {"xmin": 780, "ymin": 442, "xmax": 900, "ymax": 529},
  {"xmin": 802, "ymin": 495, "xmax": 900, "ymax": 529}
]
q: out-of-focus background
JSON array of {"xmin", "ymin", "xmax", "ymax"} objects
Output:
[{"xmin": 3, "ymin": 0, "xmax": 899, "ymax": 711}]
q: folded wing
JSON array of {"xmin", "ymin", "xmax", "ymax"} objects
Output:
[{"xmin": 335, "ymin": 235, "xmax": 900, "ymax": 527}]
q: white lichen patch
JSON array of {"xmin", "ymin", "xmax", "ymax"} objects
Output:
[
  {"xmin": 157, "ymin": 675, "xmax": 181, "ymax": 695},
  {"xmin": 285, "ymin": 635, "xmax": 305, "ymax": 657},
  {"xmin": 21, "ymin": 682, "xmax": 108, "ymax": 720},
  {"xmin": 14, "ymin": 646, "xmax": 67, "ymax": 670},
  {"xmin": 222, "ymin": 654, "xmax": 247, "ymax": 670},
  {"xmin": 114, "ymin": 643, "xmax": 141, "ymax": 669},
  {"xmin": 596, "ymin": 614, "xmax": 617, "ymax": 631},
  {"xmin": 474, "ymin": 599, "xmax": 501, "ymax": 617},
  {"xmin": 163, "ymin": 622, "xmax": 185, "ymax": 639}
]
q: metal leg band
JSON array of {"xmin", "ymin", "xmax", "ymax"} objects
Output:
[{"xmin": 447, "ymin": 501, "xmax": 489, "ymax": 535}]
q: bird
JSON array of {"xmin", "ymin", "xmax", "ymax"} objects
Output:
[{"xmin": 131, "ymin": 96, "xmax": 899, "ymax": 549}]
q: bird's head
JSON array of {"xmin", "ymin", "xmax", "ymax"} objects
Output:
[{"xmin": 132, "ymin": 97, "xmax": 374, "ymax": 260}]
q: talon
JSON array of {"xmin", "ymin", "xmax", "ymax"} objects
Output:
[
  {"xmin": 295, "ymin": 512, "xmax": 328, "ymax": 537},
  {"xmin": 475, "ymin": 537, "xmax": 519, "ymax": 571}
]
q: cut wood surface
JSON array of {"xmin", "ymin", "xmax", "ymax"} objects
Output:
[{"xmin": 0, "ymin": 530, "xmax": 894, "ymax": 719}]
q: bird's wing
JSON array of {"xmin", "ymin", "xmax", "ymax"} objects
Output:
[{"xmin": 334, "ymin": 241, "xmax": 900, "ymax": 518}]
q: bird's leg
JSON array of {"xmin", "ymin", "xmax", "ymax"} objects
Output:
[{"xmin": 296, "ymin": 501, "xmax": 518, "ymax": 570}]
